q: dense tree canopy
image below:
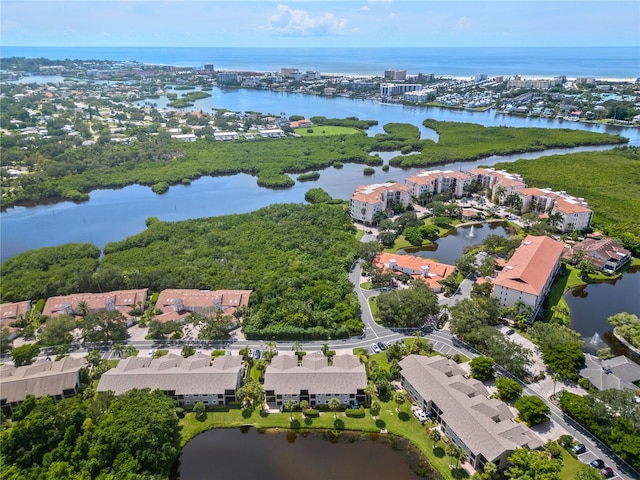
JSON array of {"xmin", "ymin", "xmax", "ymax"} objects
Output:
[
  {"xmin": 0, "ymin": 389, "xmax": 180, "ymax": 479},
  {"xmin": 515, "ymin": 395, "xmax": 551, "ymax": 426},
  {"xmin": 375, "ymin": 281, "xmax": 439, "ymax": 328},
  {"xmin": 560, "ymin": 390, "xmax": 640, "ymax": 471},
  {"xmin": 0, "ymin": 243, "xmax": 100, "ymax": 302},
  {"xmin": 529, "ymin": 322, "xmax": 584, "ymax": 380}
]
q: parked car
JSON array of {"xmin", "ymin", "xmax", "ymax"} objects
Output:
[
  {"xmin": 377, "ymin": 342, "xmax": 386, "ymax": 352},
  {"xmin": 147, "ymin": 350, "xmax": 156, "ymax": 357},
  {"xmin": 573, "ymin": 443, "xmax": 586, "ymax": 454},
  {"xmin": 506, "ymin": 329, "xmax": 515, "ymax": 336},
  {"xmin": 254, "ymin": 349, "xmax": 261, "ymax": 360},
  {"xmin": 589, "ymin": 459, "xmax": 605, "ymax": 469},
  {"xmin": 601, "ymin": 467, "xmax": 614, "ymax": 478},
  {"xmin": 371, "ymin": 343, "xmax": 381, "ymax": 354}
]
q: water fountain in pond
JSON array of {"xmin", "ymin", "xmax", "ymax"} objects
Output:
[
  {"xmin": 589, "ymin": 332, "xmax": 603, "ymax": 346},
  {"xmin": 466, "ymin": 225, "xmax": 475, "ymax": 238}
]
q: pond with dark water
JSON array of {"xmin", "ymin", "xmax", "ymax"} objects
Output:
[
  {"xmin": 566, "ymin": 266, "xmax": 640, "ymax": 351},
  {"xmin": 175, "ymin": 427, "xmax": 428, "ymax": 480},
  {"xmin": 400, "ymin": 222, "xmax": 511, "ymax": 265}
]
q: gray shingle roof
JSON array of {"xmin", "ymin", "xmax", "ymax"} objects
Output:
[
  {"xmin": 0, "ymin": 356, "xmax": 85, "ymax": 404},
  {"xmin": 97, "ymin": 353, "xmax": 243, "ymax": 396},
  {"xmin": 399, "ymin": 355, "xmax": 543, "ymax": 463},
  {"xmin": 579, "ymin": 354, "xmax": 640, "ymax": 391},
  {"xmin": 264, "ymin": 354, "xmax": 366, "ymax": 395}
]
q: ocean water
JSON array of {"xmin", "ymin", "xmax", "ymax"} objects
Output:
[{"xmin": 2, "ymin": 46, "xmax": 638, "ymax": 79}]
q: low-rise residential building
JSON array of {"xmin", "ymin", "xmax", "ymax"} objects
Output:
[
  {"xmin": 263, "ymin": 352, "xmax": 367, "ymax": 409},
  {"xmin": 154, "ymin": 289, "xmax": 252, "ymax": 322},
  {"xmin": 374, "ymin": 252, "xmax": 456, "ymax": 292},
  {"xmin": 349, "ymin": 182, "xmax": 413, "ymax": 224},
  {"xmin": 0, "ymin": 356, "xmax": 86, "ymax": 414},
  {"xmin": 516, "ymin": 187, "xmax": 593, "ymax": 232},
  {"xmin": 43, "ymin": 289, "xmax": 148, "ymax": 318},
  {"xmin": 579, "ymin": 354, "xmax": 640, "ymax": 391},
  {"xmin": 399, "ymin": 355, "xmax": 544, "ymax": 471},
  {"xmin": 491, "ymin": 235, "xmax": 565, "ymax": 319},
  {"xmin": 0, "ymin": 300, "xmax": 31, "ymax": 337},
  {"xmin": 566, "ymin": 237, "xmax": 631, "ymax": 273},
  {"xmin": 97, "ymin": 353, "xmax": 244, "ymax": 407}
]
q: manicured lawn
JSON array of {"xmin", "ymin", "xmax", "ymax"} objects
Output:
[
  {"xmin": 179, "ymin": 398, "xmax": 468, "ymax": 479},
  {"xmin": 368, "ymin": 296, "xmax": 380, "ymax": 320},
  {"xmin": 295, "ymin": 126, "xmax": 364, "ymax": 136},
  {"xmin": 558, "ymin": 448, "xmax": 584, "ymax": 479}
]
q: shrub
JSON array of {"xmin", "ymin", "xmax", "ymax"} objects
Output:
[
  {"xmin": 345, "ymin": 406, "xmax": 365, "ymax": 418},
  {"xmin": 304, "ymin": 409, "xmax": 320, "ymax": 417},
  {"xmin": 363, "ymin": 167, "xmax": 375, "ymax": 175}
]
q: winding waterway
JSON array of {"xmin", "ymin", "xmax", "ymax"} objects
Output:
[{"xmin": 176, "ymin": 427, "xmax": 423, "ymax": 480}]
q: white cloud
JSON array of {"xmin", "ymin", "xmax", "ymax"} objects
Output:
[
  {"xmin": 265, "ymin": 4, "xmax": 349, "ymax": 36},
  {"xmin": 454, "ymin": 15, "xmax": 471, "ymax": 32},
  {"xmin": 359, "ymin": 6, "xmax": 370, "ymax": 11}
]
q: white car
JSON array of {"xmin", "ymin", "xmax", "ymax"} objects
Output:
[
  {"xmin": 371, "ymin": 343, "xmax": 381, "ymax": 354},
  {"xmin": 147, "ymin": 350, "xmax": 156, "ymax": 357}
]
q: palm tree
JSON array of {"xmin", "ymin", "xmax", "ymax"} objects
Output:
[
  {"xmin": 112, "ymin": 343, "xmax": 124, "ymax": 358},
  {"xmin": 284, "ymin": 399, "xmax": 297, "ymax": 421},
  {"xmin": 321, "ymin": 343, "xmax": 329, "ymax": 357},
  {"xmin": 328, "ymin": 397, "xmax": 341, "ymax": 419},
  {"xmin": 429, "ymin": 429, "xmax": 441, "ymax": 450},
  {"xmin": 299, "ymin": 400, "xmax": 309, "ymax": 416},
  {"xmin": 370, "ymin": 400, "xmax": 381, "ymax": 419},
  {"xmin": 76, "ymin": 300, "xmax": 90, "ymax": 317},
  {"xmin": 393, "ymin": 391, "xmax": 405, "ymax": 412},
  {"xmin": 552, "ymin": 372, "xmax": 562, "ymax": 397},
  {"xmin": 364, "ymin": 382, "xmax": 376, "ymax": 402}
]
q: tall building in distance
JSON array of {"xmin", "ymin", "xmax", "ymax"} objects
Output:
[{"xmin": 384, "ymin": 69, "xmax": 407, "ymax": 81}]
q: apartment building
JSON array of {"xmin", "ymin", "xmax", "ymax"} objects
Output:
[
  {"xmin": 400, "ymin": 355, "xmax": 544, "ymax": 471},
  {"xmin": 43, "ymin": 289, "xmax": 148, "ymax": 318},
  {"xmin": 517, "ymin": 187, "xmax": 593, "ymax": 232},
  {"xmin": 1, "ymin": 356, "xmax": 86, "ymax": 414},
  {"xmin": 349, "ymin": 182, "xmax": 413, "ymax": 224},
  {"xmin": 97, "ymin": 353, "xmax": 244, "ymax": 407},
  {"xmin": 264, "ymin": 352, "xmax": 367, "ymax": 409},
  {"xmin": 380, "ymin": 83, "xmax": 422, "ymax": 97},
  {"xmin": 154, "ymin": 289, "xmax": 252, "ymax": 322},
  {"xmin": 492, "ymin": 235, "xmax": 565, "ymax": 319}
]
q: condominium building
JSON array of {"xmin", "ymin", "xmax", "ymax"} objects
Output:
[
  {"xmin": 404, "ymin": 169, "xmax": 473, "ymax": 198},
  {"xmin": 516, "ymin": 187, "xmax": 593, "ymax": 232},
  {"xmin": 154, "ymin": 289, "xmax": 252, "ymax": 322},
  {"xmin": 43, "ymin": 289, "xmax": 148, "ymax": 318},
  {"xmin": 349, "ymin": 182, "xmax": 413, "ymax": 224},
  {"xmin": 97, "ymin": 353, "xmax": 244, "ymax": 407},
  {"xmin": 264, "ymin": 352, "xmax": 367, "ymax": 409},
  {"xmin": 399, "ymin": 355, "xmax": 544, "ymax": 471},
  {"xmin": 384, "ymin": 69, "xmax": 407, "ymax": 81},
  {"xmin": 492, "ymin": 235, "xmax": 565, "ymax": 319},
  {"xmin": 380, "ymin": 83, "xmax": 422, "ymax": 97},
  {"xmin": 1, "ymin": 356, "xmax": 86, "ymax": 414}
]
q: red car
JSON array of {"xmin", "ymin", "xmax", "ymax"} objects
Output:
[{"xmin": 601, "ymin": 466, "xmax": 614, "ymax": 478}]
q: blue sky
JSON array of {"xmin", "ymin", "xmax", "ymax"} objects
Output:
[{"xmin": 2, "ymin": 0, "xmax": 639, "ymax": 48}]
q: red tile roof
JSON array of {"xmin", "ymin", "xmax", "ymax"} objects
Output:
[{"xmin": 493, "ymin": 236, "xmax": 565, "ymax": 296}]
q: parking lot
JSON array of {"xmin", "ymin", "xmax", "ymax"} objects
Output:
[{"xmin": 574, "ymin": 444, "xmax": 619, "ymax": 478}]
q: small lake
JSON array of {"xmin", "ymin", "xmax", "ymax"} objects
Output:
[
  {"xmin": 176, "ymin": 427, "xmax": 425, "ymax": 480},
  {"xmin": 566, "ymin": 267, "xmax": 640, "ymax": 350},
  {"xmin": 400, "ymin": 222, "xmax": 511, "ymax": 265}
]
